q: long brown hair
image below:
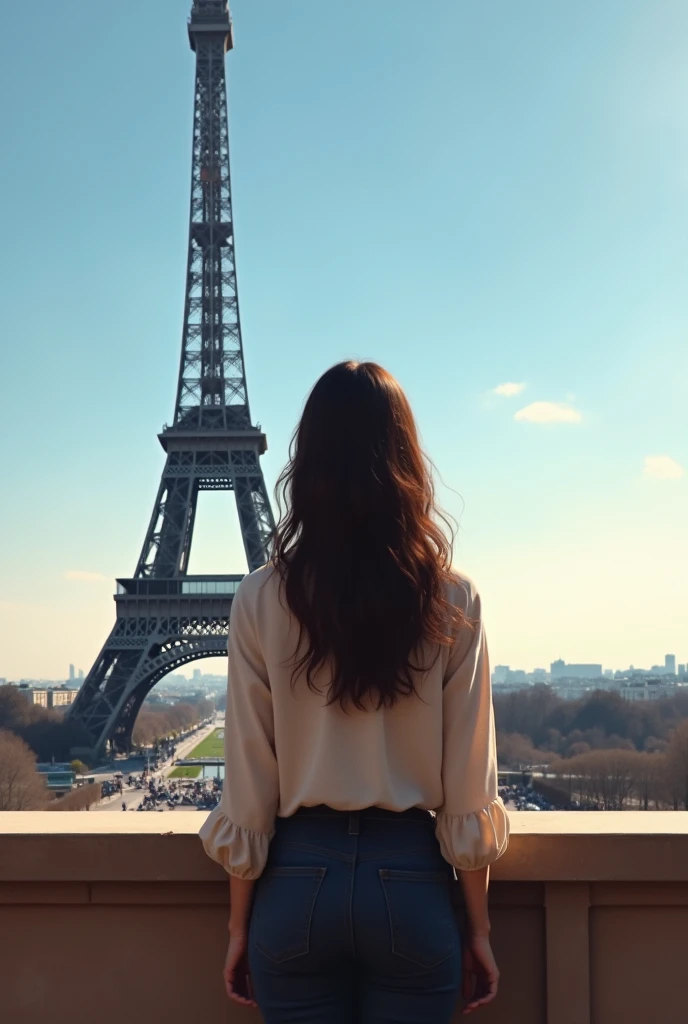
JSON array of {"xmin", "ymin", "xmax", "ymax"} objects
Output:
[{"xmin": 272, "ymin": 361, "xmax": 464, "ymax": 710}]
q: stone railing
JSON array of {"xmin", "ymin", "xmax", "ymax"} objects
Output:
[{"xmin": 1, "ymin": 811, "xmax": 687, "ymax": 1023}]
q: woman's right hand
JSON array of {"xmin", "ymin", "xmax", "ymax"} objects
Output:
[{"xmin": 461, "ymin": 933, "xmax": 500, "ymax": 1014}]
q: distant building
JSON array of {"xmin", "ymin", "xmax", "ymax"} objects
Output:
[
  {"xmin": 492, "ymin": 666, "xmax": 555, "ymax": 690},
  {"xmin": 18, "ymin": 685, "xmax": 49, "ymax": 708},
  {"xmin": 551, "ymin": 660, "xmax": 603, "ymax": 680},
  {"xmin": 553, "ymin": 682, "xmax": 596, "ymax": 700},
  {"xmin": 36, "ymin": 763, "xmax": 74, "ymax": 795},
  {"xmin": 69, "ymin": 663, "xmax": 75, "ymax": 681},
  {"xmin": 49, "ymin": 687, "xmax": 80, "ymax": 708},
  {"xmin": 665, "ymin": 654, "xmax": 676, "ymax": 675},
  {"xmin": 17, "ymin": 685, "xmax": 79, "ymax": 709},
  {"xmin": 620, "ymin": 680, "xmax": 677, "ymax": 702},
  {"xmin": 78, "ymin": 668, "xmax": 84, "ymax": 680},
  {"xmin": 679, "ymin": 664, "xmax": 686, "ymax": 677},
  {"xmin": 620, "ymin": 684, "xmax": 646, "ymax": 702}
]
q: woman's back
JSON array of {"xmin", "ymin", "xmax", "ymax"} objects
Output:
[
  {"xmin": 202, "ymin": 563, "xmax": 507, "ymax": 880},
  {"xmin": 200, "ymin": 362, "xmax": 509, "ymax": 1022}
]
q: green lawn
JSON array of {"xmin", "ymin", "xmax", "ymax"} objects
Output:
[
  {"xmin": 168, "ymin": 728, "xmax": 225, "ymax": 778},
  {"xmin": 169, "ymin": 765, "xmax": 201, "ymax": 778},
  {"xmin": 187, "ymin": 728, "xmax": 225, "ymax": 759}
]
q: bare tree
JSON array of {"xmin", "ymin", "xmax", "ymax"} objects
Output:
[
  {"xmin": 667, "ymin": 720, "xmax": 688, "ymax": 809},
  {"xmin": 46, "ymin": 783, "xmax": 103, "ymax": 811},
  {"xmin": 0, "ymin": 729, "xmax": 48, "ymax": 810},
  {"xmin": 552, "ymin": 749, "xmax": 640, "ymax": 809},
  {"xmin": 598, "ymin": 749, "xmax": 639, "ymax": 809},
  {"xmin": 630, "ymin": 751, "xmax": 667, "ymax": 810},
  {"xmin": 497, "ymin": 731, "xmax": 536, "ymax": 769}
]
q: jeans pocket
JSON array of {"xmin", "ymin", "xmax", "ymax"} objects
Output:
[
  {"xmin": 252, "ymin": 866, "xmax": 326, "ymax": 964},
  {"xmin": 379, "ymin": 868, "xmax": 456, "ymax": 969}
]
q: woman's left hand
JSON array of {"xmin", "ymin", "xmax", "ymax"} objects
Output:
[{"xmin": 223, "ymin": 930, "xmax": 257, "ymax": 1008}]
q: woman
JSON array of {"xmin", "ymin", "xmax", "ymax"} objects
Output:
[{"xmin": 201, "ymin": 361, "xmax": 509, "ymax": 1022}]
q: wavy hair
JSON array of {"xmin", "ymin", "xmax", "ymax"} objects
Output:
[{"xmin": 272, "ymin": 361, "xmax": 465, "ymax": 710}]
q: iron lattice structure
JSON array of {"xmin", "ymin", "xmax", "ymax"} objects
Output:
[{"xmin": 68, "ymin": 1, "xmax": 274, "ymax": 759}]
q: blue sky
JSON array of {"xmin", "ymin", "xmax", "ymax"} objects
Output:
[{"xmin": 1, "ymin": 0, "xmax": 686, "ymax": 681}]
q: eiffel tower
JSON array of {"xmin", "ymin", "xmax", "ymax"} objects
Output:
[{"xmin": 69, "ymin": 1, "xmax": 274, "ymax": 761}]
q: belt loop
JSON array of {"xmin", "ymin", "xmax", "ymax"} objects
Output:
[{"xmin": 348, "ymin": 810, "xmax": 360, "ymax": 835}]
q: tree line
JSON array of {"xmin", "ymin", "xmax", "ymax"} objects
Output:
[
  {"xmin": 0, "ymin": 685, "xmax": 93, "ymax": 763},
  {"xmin": 495, "ymin": 684, "xmax": 688, "ymax": 757},
  {"xmin": 0, "ymin": 684, "xmax": 214, "ymax": 763},
  {"xmin": 132, "ymin": 697, "xmax": 215, "ymax": 747},
  {"xmin": 496, "ymin": 685, "xmax": 688, "ymax": 809},
  {"xmin": 0, "ymin": 684, "xmax": 215, "ymax": 811}
]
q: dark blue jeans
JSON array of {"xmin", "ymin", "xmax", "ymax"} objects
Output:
[{"xmin": 248, "ymin": 805, "xmax": 462, "ymax": 1023}]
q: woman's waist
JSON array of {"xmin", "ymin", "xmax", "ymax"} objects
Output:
[
  {"xmin": 269, "ymin": 803, "xmax": 444, "ymax": 870},
  {"xmin": 273, "ymin": 803, "xmax": 436, "ymax": 846},
  {"xmin": 288, "ymin": 803, "xmax": 433, "ymax": 827}
]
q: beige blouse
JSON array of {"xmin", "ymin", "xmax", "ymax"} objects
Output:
[{"xmin": 200, "ymin": 564, "xmax": 509, "ymax": 879}]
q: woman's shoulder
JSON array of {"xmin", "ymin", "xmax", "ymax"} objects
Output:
[
  {"xmin": 235, "ymin": 562, "xmax": 280, "ymax": 606},
  {"xmin": 445, "ymin": 568, "xmax": 481, "ymax": 618},
  {"xmin": 230, "ymin": 565, "xmax": 283, "ymax": 640}
]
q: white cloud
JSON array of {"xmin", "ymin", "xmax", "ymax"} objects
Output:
[
  {"xmin": 514, "ymin": 401, "xmax": 582, "ymax": 424},
  {"xmin": 494, "ymin": 382, "xmax": 526, "ymax": 397},
  {"xmin": 64, "ymin": 570, "xmax": 108, "ymax": 582},
  {"xmin": 643, "ymin": 455, "xmax": 685, "ymax": 480}
]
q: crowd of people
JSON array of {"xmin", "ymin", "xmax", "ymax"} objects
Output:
[
  {"xmin": 109, "ymin": 773, "xmax": 593, "ymax": 815},
  {"xmin": 128, "ymin": 774, "xmax": 222, "ymax": 812},
  {"xmin": 101, "ymin": 777, "xmax": 123, "ymax": 799},
  {"xmin": 94, "ymin": 721, "xmax": 224, "ymax": 811},
  {"xmin": 499, "ymin": 782, "xmax": 556, "ymax": 811},
  {"xmin": 499, "ymin": 781, "xmax": 606, "ymax": 811}
]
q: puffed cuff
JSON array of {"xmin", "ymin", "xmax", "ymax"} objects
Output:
[
  {"xmin": 199, "ymin": 808, "xmax": 274, "ymax": 880},
  {"xmin": 435, "ymin": 797, "xmax": 510, "ymax": 871}
]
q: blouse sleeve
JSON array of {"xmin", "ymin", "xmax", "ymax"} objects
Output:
[
  {"xmin": 199, "ymin": 579, "xmax": 278, "ymax": 879},
  {"xmin": 435, "ymin": 586, "xmax": 510, "ymax": 871}
]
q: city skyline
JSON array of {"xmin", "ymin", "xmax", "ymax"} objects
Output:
[
  {"xmin": 1, "ymin": 0, "xmax": 687, "ymax": 680},
  {"xmin": 4, "ymin": 649, "xmax": 687, "ymax": 688}
]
